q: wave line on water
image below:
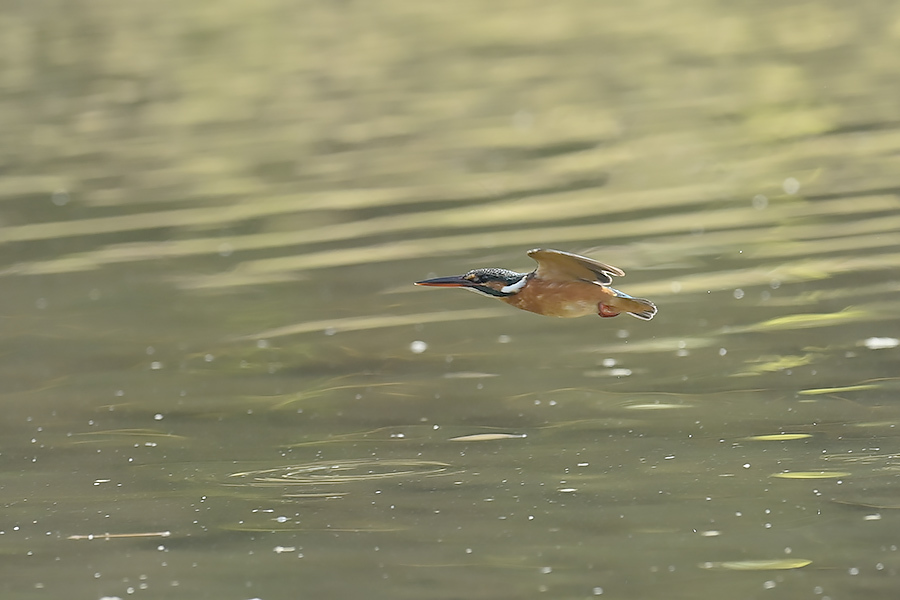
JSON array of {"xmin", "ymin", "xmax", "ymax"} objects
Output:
[{"xmin": 234, "ymin": 307, "xmax": 508, "ymax": 340}]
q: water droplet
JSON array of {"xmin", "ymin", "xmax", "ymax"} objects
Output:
[{"xmin": 783, "ymin": 177, "xmax": 800, "ymax": 195}]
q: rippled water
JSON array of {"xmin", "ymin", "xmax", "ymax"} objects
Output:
[{"xmin": 2, "ymin": 1, "xmax": 900, "ymax": 598}]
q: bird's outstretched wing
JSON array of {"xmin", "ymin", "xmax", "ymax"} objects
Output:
[{"xmin": 527, "ymin": 248, "xmax": 624, "ymax": 285}]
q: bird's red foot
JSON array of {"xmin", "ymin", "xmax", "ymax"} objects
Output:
[{"xmin": 598, "ymin": 303, "xmax": 621, "ymax": 318}]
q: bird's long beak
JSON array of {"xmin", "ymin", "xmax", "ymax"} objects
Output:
[{"xmin": 414, "ymin": 275, "xmax": 475, "ymax": 288}]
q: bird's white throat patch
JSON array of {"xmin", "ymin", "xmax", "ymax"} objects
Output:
[{"xmin": 500, "ymin": 276, "xmax": 529, "ymax": 294}]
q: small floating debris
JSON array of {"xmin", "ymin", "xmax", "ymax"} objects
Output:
[
  {"xmin": 700, "ymin": 559, "xmax": 811, "ymax": 571},
  {"xmin": 863, "ymin": 337, "xmax": 899, "ymax": 350},
  {"xmin": 742, "ymin": 433, "xmax": 811, "ymax": 441},
  {"xmin": 449, "ymin": 433, "xmax": 527, "ymax": 442},
  {"xmin": 771, "ymin": 471, "xmax": 850, "ymax": 479}
]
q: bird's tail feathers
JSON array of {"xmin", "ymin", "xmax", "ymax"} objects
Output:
[{"xmin": 608, "ymin": 291, "xmax": 657, "ymax": 320}]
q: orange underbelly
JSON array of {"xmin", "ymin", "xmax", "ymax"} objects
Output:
[{"xmin": 502, "ymin": 281, "xmax": 611, "ymax": 318}]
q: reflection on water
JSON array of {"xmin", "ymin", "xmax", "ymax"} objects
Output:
[{"xmin": 2, "ymin": 1, "xmax": 900, "ymax": 598}]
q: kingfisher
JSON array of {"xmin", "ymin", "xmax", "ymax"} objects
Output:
[{"xmin": 415, "ymin": 248, "xmax": 657, "ymax": 320}]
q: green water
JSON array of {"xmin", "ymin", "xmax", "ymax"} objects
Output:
[{"xmin": 2, "ymin": 1, "xmax": 900, "ymax": 598}]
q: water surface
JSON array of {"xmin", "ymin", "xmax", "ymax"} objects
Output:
[{"xmin": 2, "ymin": 1, "xmax": 900, "ymax": 598}]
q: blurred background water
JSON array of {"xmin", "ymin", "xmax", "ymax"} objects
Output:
[{"xmin": 2, "ymin": 1, "xmax": 900, "ymax": 598}]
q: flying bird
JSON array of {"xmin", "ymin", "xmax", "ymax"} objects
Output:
[{"xmin": 415, "ymin": 248, "xmax": 656, "ymax": 320}]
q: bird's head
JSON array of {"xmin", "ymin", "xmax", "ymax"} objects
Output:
[{"xmin": 415, "ymin": 268, "xmax": 529, "ymax": 297}]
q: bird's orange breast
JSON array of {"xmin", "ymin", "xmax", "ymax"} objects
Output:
[{"xmin": 501, "ymin": 280, "xmax": 615, "ymax": 318}]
